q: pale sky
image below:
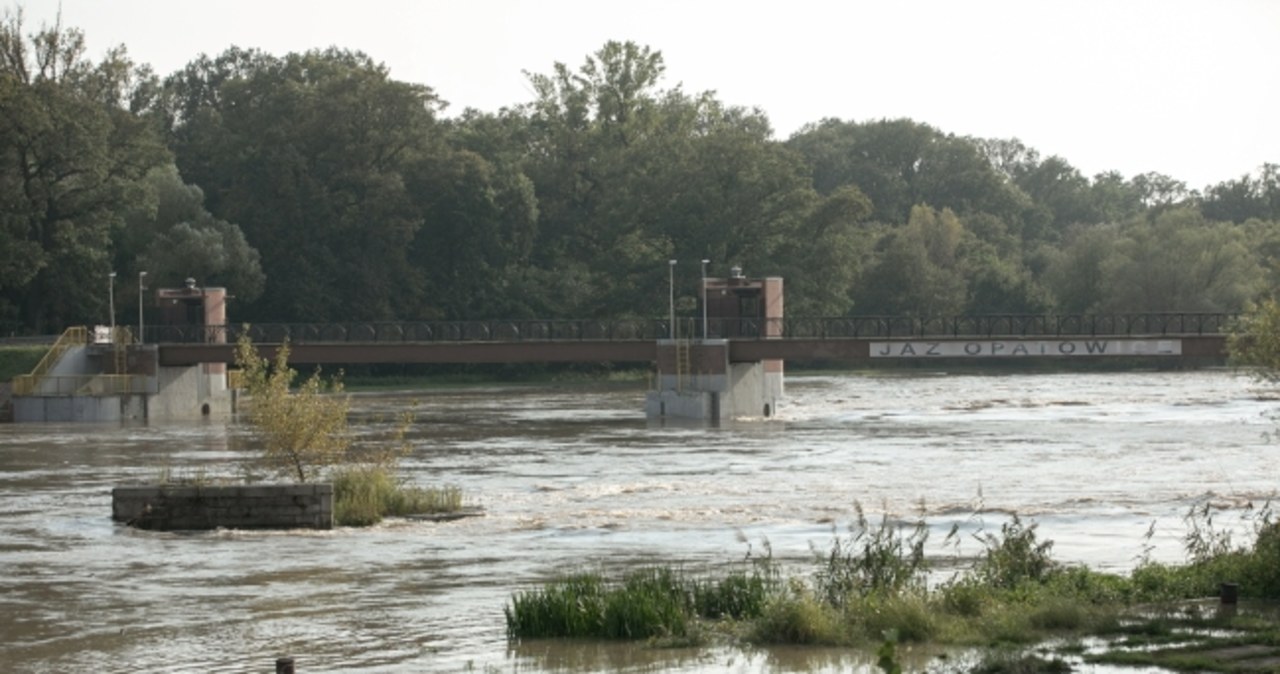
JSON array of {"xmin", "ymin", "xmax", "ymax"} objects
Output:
[{"xmin": 14, "ymin": 0, "xmax": 1280, "ymax": 189}]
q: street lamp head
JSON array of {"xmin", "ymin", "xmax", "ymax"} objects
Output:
[
  {"xmin": 109, "ymin": 271, "xmax": 117, "ymax": 278},
  {"xmin": 668, "ymin": 259, "xmax": 677, "ymax": 266},
  {"xmin": 140, "ymin": 271, "xmax": 148, "ymax": 278},
  {"xmin": 701, "ymin": 258, "xmax": 709, "ymax": 265}
]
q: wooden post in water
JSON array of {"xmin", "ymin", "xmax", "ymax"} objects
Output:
[{"xmin": 276, "ymin": 656, "xmax": 295, "ymax": 673}]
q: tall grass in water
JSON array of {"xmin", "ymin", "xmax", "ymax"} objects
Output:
[
  {"xmin": 506, "ymin": 561, "xmax": 776, "ymax": 641},
  {"xmin": 812, "ymin": 502, "xmax": 929, "ymax": 608},
  {"xmin": 507, "ymin": 499, "xmax": 1280, "ymax": 649},
  {"xmin": 332, "ymin": 465, "xmax": 462, "ymax": 526}
]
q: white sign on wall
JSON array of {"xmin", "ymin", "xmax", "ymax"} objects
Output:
[{"xmin": 869, "ymin": 339, "xmax": 1181, "ymax": 358}]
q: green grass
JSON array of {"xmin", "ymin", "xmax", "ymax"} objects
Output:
[
  {"xmin": 506, "ymin": 561, "xmax": 778, "ymax": 642},
  {"xmin": 0, "ymin": 346, "xmax": 45, "ymax": 381},
  {"xmin": 504, "ymin": 504, "xmax": 1280, "ymax": 663}
]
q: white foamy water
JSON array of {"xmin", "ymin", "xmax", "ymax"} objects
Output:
[{"xmin": 1, "ymin": 370, "xmax": 1276, "ymax": 672}]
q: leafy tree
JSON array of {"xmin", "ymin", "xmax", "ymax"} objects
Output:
[
  {"xmin": 1228, "ymin": 297, "xmax": 1280, "ymax": 378},
  {"xmin": 1098, "ymin": 208, "xmax": 1262, "ymax": 313},
  {"xmin": 405, "ymin": 147, "xmax": 537, "ymax": 319},
  {"xmin": 1088, "ymin": 171, "xmax": 1145, "ymax": 224},
  {"xmin": 1012, "ymin": 156, "xmax": 1096, "ymax": 240},
  {"xmin": 165, "ymin": 48, "xmax": 442, "ymax": 321},
  {"xmin": 0, "ymin": 10, "xmax": 168, "ymax": 331},
  {"xmin": 234, "ymin": 332, "xmax": 350, "ymax": 483},
  {"xmin": 119, "ymin": 165, "xmax": 265, "ymax": 305},
  {"xmin": 777, "ymin": 186, "xmax": 876, "ymax": 316},
  {"xmin": 509, "ymin": 41, "xmax": 819, "ymax": 319},
  {"xmin": 856, "ymin": 206, "xmax": 969, "ymax": 315},
  {"xmin": 963, "ymin": 244, "xmax": 1052, "ymax": 315},
  {"xmin": 1241, "ymin": 217, "xmax": 1280, "ymax": 291},
  {"xmin": 1130, "ymin": 171, "xmax": 1191, "ymax": 209},
  {"xmin": 1041, "ymin": 225, "xmax": 1121, "ymax": 313},
  {"xmin": 788, "ymin": 119, "xmax": 1027, "ymax": 228},
  {"xmin": 1201, "ymin": 164, "xmax": 1280, "ymax": 224}
]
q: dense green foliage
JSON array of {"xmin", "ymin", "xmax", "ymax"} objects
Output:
[
  {"xmin": 0, "ymin": 345, "xmax": 42, "ymax": 380},
  {"xmin": 1228, "ymin": 298, "xmax": 1280, "ymax": 379},
  {"xmin": 3, "ymin": 12, "xmax": 1279, "ymax": 334}
]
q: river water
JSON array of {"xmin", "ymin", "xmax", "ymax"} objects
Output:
[{"xmin": 1, "ymin": 370, "xmax": 1277, "ymax": 673}]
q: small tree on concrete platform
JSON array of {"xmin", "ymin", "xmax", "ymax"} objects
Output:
[
  {"xmin": 234, "ymin": 331, "xmax": 351, "ymax": 482},
  {"xmin": 232, "ymin": 329, "xmax": 463, "ymax": 525}
]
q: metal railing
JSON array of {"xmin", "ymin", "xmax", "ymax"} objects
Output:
[
  {"xmin": 13, "ymin": 374, "xmax": 147, "ymax": 397},
  {"xmin": 143, "ymin": 313, "xmax": 1238, "ymax": 346},
  {"xmin": 13, "ymin": 327, "xmax": 88, "ymax": 395}
]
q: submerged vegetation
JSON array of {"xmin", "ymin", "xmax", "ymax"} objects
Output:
[{"xmin": 506, "ymin": 500, "xmax": 1280, "ymax": 670}]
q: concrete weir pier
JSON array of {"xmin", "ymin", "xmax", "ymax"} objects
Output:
[
  {"xmin": 11, "ymin": 280, "xmax": 232, "ymax": 423},
  {"xmin": 646, "ymin": 270, "xmax": 784, "ymax": 424},
  {"xmin": 645, "ymin": 339, "xmax": 783, "ymax": 421}
]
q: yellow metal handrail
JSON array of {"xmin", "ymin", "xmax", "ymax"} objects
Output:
[
  {"xmin": 16, "ymin": 375, "xmax": 142, "ymax": 397},
  {"xmin": 13, "ymin": 327, "xmax": 89, "ymax": 395},
  {"xmin": 29, "ymin": 326, "xmax": 87, "ymax": 379}
]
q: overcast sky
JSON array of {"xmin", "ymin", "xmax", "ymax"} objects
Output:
[{"xmin": 14, "ymin": 0, "xmax": 1279, "ymax": 189}]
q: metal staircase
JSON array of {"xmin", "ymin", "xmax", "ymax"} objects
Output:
[{"xmin": 12, "ymin": 327, "xmax": 87, "ymax": 395}]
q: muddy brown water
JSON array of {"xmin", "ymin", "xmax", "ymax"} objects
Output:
[{"xmin": 1, "ymin": 371, "xmax": 1277, "ymax": 672}]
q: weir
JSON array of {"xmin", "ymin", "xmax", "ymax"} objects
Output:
[
  {"xmin": 11, "ymin": 280, "xmax": 232, "ymax": 423},
  {"xmin": 645, "ymin": 271, "xmax": 784, "ymax": 423}
]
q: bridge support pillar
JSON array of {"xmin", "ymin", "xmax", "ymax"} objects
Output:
[{"xmin": 645, "ymin": 340, "xmax": 782, "ymax": 423}]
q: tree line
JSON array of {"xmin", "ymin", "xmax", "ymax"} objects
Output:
[{"xmin": 3, "ymin": 13, "xmax": 1279, "ymax": 335}]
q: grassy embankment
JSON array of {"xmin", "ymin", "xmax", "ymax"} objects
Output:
[
  {"xmin": 0, "ymin": 346, "xmax": 45, "ymax": 381},
  {"xmin": 506, "ymin": 504, "xmax": 1280, "ymax": 672}
]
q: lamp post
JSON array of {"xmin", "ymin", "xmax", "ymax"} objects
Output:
[
  {"xmin": 138, "ymin": 271, "xmax": 148, "ymax": 344},
  {"xmin": 700, "ymin": 259, "xmax": 710, "ymax": 340},
  {"xmin": 108, "ymin": 271, "xmax": 117, "ymax": 337},
  {"xmin": 667, "ymin": 259, "xmax": 677, "ymax": 340}
]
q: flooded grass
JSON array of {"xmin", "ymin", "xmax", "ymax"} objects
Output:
[
  {"xmin": 506, "ymin": 506, "xmax": 1280, "ymax": 672},
  {"xmin": 332, "ymin": 465, "xmax": 463, "ymax": 526}
]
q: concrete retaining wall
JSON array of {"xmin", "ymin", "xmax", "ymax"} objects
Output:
[{"xmin": 112, "ymin": 484, "xmax": 333, "ymax": 531}]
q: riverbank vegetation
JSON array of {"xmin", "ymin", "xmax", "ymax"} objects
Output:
[
  {"xmin": 2, "ymin": 13, "xmax": 1278, "ymax": 337},
  {"xmin": 233, "ymin": 332, "xmax": 464, "ymax": 526},
  {"xmin": 0, "ymin": 346, "xmax": 44, "ymax": 381},
  {"xmin": 506, "ymin": 503, "xmax": 1280, "ymax": 670}
]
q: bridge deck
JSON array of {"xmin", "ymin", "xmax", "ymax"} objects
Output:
[{"xmin": 151, "ymin": 314, "xmax": 1234, "ymax": 365}]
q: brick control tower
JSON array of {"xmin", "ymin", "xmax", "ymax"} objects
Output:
[{"xmin": 645, "ymin": 266, "xmax": 783, "ymax": 423}]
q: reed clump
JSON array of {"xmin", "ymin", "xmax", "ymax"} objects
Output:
[{"xmin": 506, "ymin": 562, "xmax": 776, "ymax": 642}]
